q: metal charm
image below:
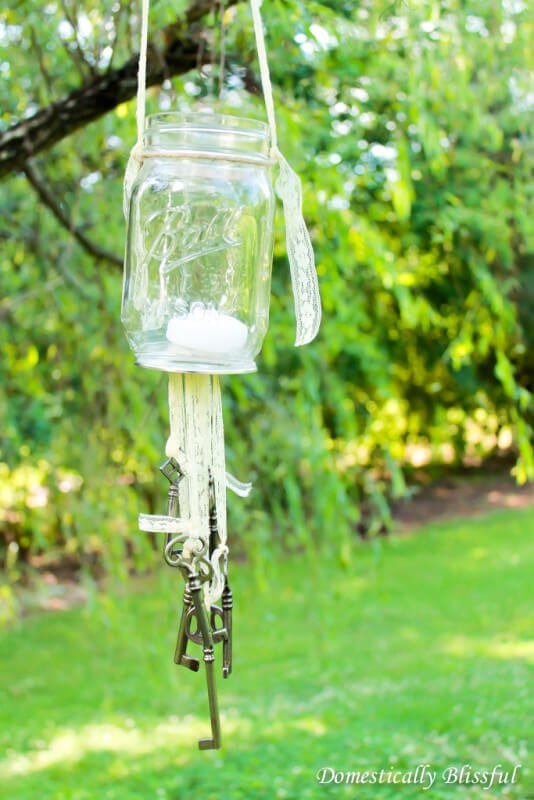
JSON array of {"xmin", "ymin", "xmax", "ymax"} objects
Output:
[
  {"xmin": 221, "ymin": 577, "xmax": 233, "ymax": 678},
  {"xmin": 159, "ymin": 456, "xmax": 233, "ymax": 750},
  {"xmin": 174, "ymin": 583, "xmax": 199, "ymax": 672},
  {"xmin": 186, "ymin": 562, "xmax": 222, "ymax": 750}
]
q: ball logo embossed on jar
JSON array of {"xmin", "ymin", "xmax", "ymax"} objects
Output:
[{"xmin": 144, "ymin": 202, "xmax": 244, "ymax": 276}]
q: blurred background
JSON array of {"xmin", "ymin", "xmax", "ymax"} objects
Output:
[{"xmin": 1, "ymin": 1, "xmax": 533, "ymax": 798}]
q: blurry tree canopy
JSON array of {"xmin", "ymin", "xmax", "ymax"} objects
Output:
[
  {"xmin": 1, "ymin": 0, "xmax": 534, "ymax": 577},
  {"xmin": 0, "ymin": 0, "xmax": 249, "ymax": 178}
]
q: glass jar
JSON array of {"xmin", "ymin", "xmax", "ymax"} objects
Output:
[{"xmin": 122, "ymin": 112, "xmax": 275, "ymax": 373}]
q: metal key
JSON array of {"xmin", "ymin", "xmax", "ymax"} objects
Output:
[
  {"xmin": 174, "ymin": 582, "xmax": 199, "ymax": 672},
  {"xmin": 160, "ymin": 456, "xmax": 202, "ymax": 671},
  {"xmin": 174, "ymin": 554, "xmax": 213, "ymax": 667},
  {"xmin": 187, "ymin": 565, "xmax": 222, "ymax": 750},
  {"xmin": 208, "ymin": 470, "xmax": 219, "ymax": 559},
  {"xmin": 185, "ymin": 604, "xmax": 227, "ymax": 647},
  {"xmin": 159, "ymin": 459, "xmax": 225, "ymax": 749},
  {"xmin": 221, "ymin": 577, "xmax": 233, "ymax": 678},
  {"xmin": 159, "ymin": 457, "xmax": 185, "ymax": 566},
  {"xmin": 207, "ymin": 472, "xmax": 232, "ymax": 678}
]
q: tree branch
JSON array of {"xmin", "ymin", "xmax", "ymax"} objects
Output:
[
  {"xmin": 0, "ymin": 0, "xmax": 246, "ymax": 181},
  {"xmin": 23, "ymin": 161, "xmax": 123, "ymax": 267}
]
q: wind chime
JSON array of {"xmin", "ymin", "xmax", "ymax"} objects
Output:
[{"xmin": 121, "ymin": 0, "xmax": 321, "ymax": 749}]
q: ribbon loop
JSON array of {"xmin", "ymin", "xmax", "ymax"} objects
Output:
[{"xmin": 249, "ymin": 0, "xmax": 321, "ymax": 345}]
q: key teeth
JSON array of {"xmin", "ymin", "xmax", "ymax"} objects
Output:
[
  {"xmin": 179, "ymin": 655, "xmax": 200, "ymax": 672},
  {"xmin": 198, "ymin": 738, "xmax": 221, "ymax": 751},
  {"xmin": 212, "ymin": 626, "xmax": 228, "ymax": 644}
]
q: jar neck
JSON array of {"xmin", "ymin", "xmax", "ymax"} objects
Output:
[{"xmin": 143, "ymin": 112, "xmax": 271, "ymax": 161}]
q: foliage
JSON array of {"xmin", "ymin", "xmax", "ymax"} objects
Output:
[
  {"xmin": 1, "ymin": 508, "xmax": 533, "ymax": 797},
  {"xmin": 1, "ymin": 0, "xmax": 534, "ymax": 573}
]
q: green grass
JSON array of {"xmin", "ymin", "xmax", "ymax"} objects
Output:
[{"xmin": 1, "ymin": 507, "xmax": 534, "ymax": 799}]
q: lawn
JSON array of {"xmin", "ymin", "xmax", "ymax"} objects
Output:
[{"xmin": 1, "ymin": 507, "xmax": 533, "ymax": 799}]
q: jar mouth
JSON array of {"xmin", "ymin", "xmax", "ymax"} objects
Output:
[
  {"xmin": 146, "ymin": 112, "xmax": 269, "ymax": 138},
  {"xmin": 143, "ymin": 112, "xmax": 271, "ymax": 160}
]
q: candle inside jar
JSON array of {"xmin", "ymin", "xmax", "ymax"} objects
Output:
[{"xmin": 166, "ymin": 307, "xmax": 248, "ymax": 354}]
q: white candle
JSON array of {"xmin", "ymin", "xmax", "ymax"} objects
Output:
[{"xmin": 166, "ymin": 308, "xmax": 249, "ymax": 354}]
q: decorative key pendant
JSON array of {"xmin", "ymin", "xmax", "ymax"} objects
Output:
[
  {"xmin": 185, "ymin": 604, "xmax": 227, "ymax": 648},
  {"xmin": 221, "ymin": 577, "xmax": 233, "ymax": 678},
  {"xmin": 186, "ymin": 564, "xmax": 222, "ymax": 750},
  {"xmin": 160, "ymin": 457, "xmax": 184, "ymax": 565},
  {"xmin": 147, "ymin": 456, "xmax": 226, "ymax": 748},
  {"xmin": 174, "ymin": 582, "xmax": 199, "ymax": 672}
]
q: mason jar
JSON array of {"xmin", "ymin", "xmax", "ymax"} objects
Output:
[{"xmin": 122, "ymin": 112, "xmax": 275, "ymax": 374}]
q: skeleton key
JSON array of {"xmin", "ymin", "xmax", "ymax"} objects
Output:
[
  {"xmin": 207, "ymin": 470, "xmax": 232, "ymax": 678},
  {"xmin": 185, "ymin": 604, "xmax": 227, "ymax": 647},
  {"xmin": 221, "ymin": 577, "xmax": 233, "ymax": 678},
  {"xmin": 174, "ymin": 582, "xmax": 199, "ymax": 672},
  {"xmin": 184, "ymin": 599, "xmax": 229, "ymax": 677},
  {"xmin": 208, "ymin": 470, "xmax": 219, "ymax": 559},
  {"xmin": 187, "ymin": 565, "xmax": 222, "ymax": 750},
  {"xmin": 174, "ymin": 555, "xmax": 213, "ymax": 669},
  {"xmin": 159, "ymin": 456, "xmax": 200, "ymax": 670},
  {"xmin": 160, "ymin": 457, "xmax": 185, "ymax": 565}
]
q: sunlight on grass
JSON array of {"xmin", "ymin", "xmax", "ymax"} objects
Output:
[
  {"xmin": 0, "ymin": 715, "xmax": 250, "ymax": 778},
  {"xmin": 287, "ymin": 717, "xmax": 327, "ymax": 736},
  {"xmin": 443, "ymin": 636, "xmax": 534, "ymax": 663},
  {"xmin": 469, "ymin": 547, "xmax": 489, "ymax": 560}
]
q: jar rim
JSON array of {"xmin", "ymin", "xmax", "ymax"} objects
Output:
[{"xmin": 145, "ymin": 112, "xmax": 270, "ymax": 139}]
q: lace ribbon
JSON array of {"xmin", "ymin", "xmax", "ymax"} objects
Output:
[
  {"xmin": 164, "ymin": 373, "xmax": 228, "ymax": 609},
  {"xmin": 139, "ymin": 374, "xmax": 250, "ymax": 608}
]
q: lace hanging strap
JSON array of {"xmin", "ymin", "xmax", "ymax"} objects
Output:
[
  {"xmin": 249, "ymin": 0, "xmax": 322, "ymax": 345},
  {"xmin": 123, "ymin": 0, "xmax": 149, "ymax": 218}
]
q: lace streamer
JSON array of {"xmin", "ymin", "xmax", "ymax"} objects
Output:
[{"xmin": 164, "ymin": 373, "xmax": 228, "ymax": 608}]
